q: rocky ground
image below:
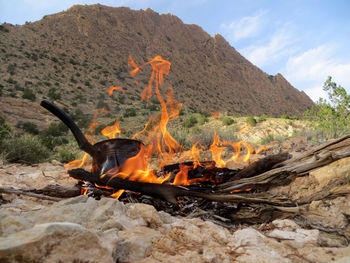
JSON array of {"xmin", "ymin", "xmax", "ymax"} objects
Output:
[{"xmin": 1, "ymin": 139, "xmax": 350, "ymax": 263}]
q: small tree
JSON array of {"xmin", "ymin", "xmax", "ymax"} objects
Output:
[{"xmin": 304, "ymin": 76, "xmax": 350, "ymax": 139}]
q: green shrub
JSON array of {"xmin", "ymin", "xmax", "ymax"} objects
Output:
[
  {"xmin": 40, "ymin": 134, "xmax": 68, "ymax": 150},
  {"xmin": 183, "ymin": 115, "xmax": 197, "ymax": 128},
  {"xmin": 99, "ymin": 80, "xmax": 107, "ymax": 86},
  {"xmin": 257, "ymin": 114, "xmax": 268, "ymax": 122},
  {"xmin": 198, "ymin": 115, "xmax": 209, "ymax": 125},
  {"xmin": 96, "ymin": 100, "xmax": 110, "ymax": 111},
  {"xmin": 304, "ymin": 76, "xmax": 350, "ymax": 139},
  {"xmin": 22, "ymin": 88, "xmax": 36, "ymax": 101},
  {"xmin": 222, "ymin": 116, "xmax": 235, "ymax": 126},
  {"xmin": 7, "ymin": 63, "xmax": 16, "ymax": 75},
  {"xmin": 42, "ymin": 122, "xmax": 68, "ymax": 137},
  {"xmin": 217, "ymin": 129, "xmax": 238, "ymax": 142},
  {"xmin": 7, "ymin": 77, "xmax": 16, "ymax": 84},
  {"xmin": 40, "ymin": 122, "xmax": 69, "ymax": 150},
  {"xmin": 259, "ymin": 134, "xmax": 287, "ymax": 145},
  {"xmin": 169, "ymin": 128, "xmax": 192, "ymax": 149},
  {"xmin": 148, "ymin": 104, "xmax": 160, "ymax": 111},
  {"xmin": 72, "ymin": 109, "xmax": 91, "ymax": 129},
  {"xmin": 54, "ymin": 144, "xmax": 77, "ymax": 163},
  {"xmin": 191, "ymin": 128, "xmax": 223, "ymax": 149},
  {"xmin": 246, "ymin": 116, "xmax": 257, "ymax": 127},
  {"xmin": 70, "ymin": 76, "xmax": 77, "ymax": 84},
  {"xmin": 200, "ymin": 111, "xmax": 211, "ymax": 118},
  {"xmin": 124, "ymin": 108, "xmax": 137, "ymax": 117},
  {"xmin": 16, "ymin": 121, "xmax": 39, "ymax": 134},
  {"xmin": 0, "ymin": 117, "xmax": 11, "ymax": 143},
  {"xmin": 1, "ymin": 134, "xmax": 49, "ymax": 164},
  {"xmin": 48, "ymin": 87, "xmax": 61, "ymax": 101}
]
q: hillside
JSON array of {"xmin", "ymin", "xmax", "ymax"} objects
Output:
[{"xmin": 0, "ymin": 4, "xmax": 314, "ymax": 128}]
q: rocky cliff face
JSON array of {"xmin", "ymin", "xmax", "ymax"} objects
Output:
[{"xmin": 0, "ymin": 4, "xmax": 313, "ymax": 127}]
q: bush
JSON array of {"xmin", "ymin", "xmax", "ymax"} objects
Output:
[
  {"xmin": 16, "ymin": 121, "xmax": 39, "ymax": 134},
  {"xmin": 198, "ymin": 115, "xmax": 209, "ymax": 125},
  {"xmin": 304, "ymin": 76, "xmax": 350, "ymax": 139},
  {"xmin": 48, "ymin": 87, "xmax": 61, "ymax": 101},
  {"xmin": 40, "ymin": 122, "xmax": 69, "ymax": 150},
  {"xmin": 191, "ymin": 128, "xmax": 214, "ymax": 149},
  {"xmin": 222, "ymin": 116, "xmax": 235, "ymax": 126},
  {"xmin": 1, "ymin": 134, "xmax": 49, "ymax": 164},
  {"xmin": 246, "ymin": 116, "xmax": 257, "ymax": 127},
  {"xmin": 22, "ymin": 88, "xmax": 36, "ymax": 101},
  {"xmin": 169, "ymin": 128, "xmax": 192, "ymax": 149},
  {"xmin": 72, "ymin": 109, "xmax": 91, "ymax": 129},
  {"xmin": 0, "ymin": 117, "xmax": 11, "ymax": 143},
  {"xmin": 257, "ymin": 114, "xmax": 268, "ymax": 122},
  {"xmin": 40, "ymin": 134, "xmax": 68, "ymax": 150},
  {"xmin": 42, "ymin": 122, "xmax": 68, "ymax": 137},
  {"xmin": 260, "ymin": 134, "xmax": 286, "ymax": 145},
  {"xmin": 183, "ymin": 115, "xmax": 198, "ymax": 128},
  {"xmin": 148, "ymin": 104, "xmax": 160, "ymax": 111},
  {"xmin": 281, "ymin": 114, "xmax": 299, "ymax": 120},
  {"xmin": 124, "ymin": 108, "xmax": 137, "ymax": 117},
  {"xmin": 54, "ymin": 144, "xmax": 77, "ymax": 163}
]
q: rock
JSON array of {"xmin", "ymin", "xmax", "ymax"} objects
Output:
[
  {"xmin": 267, "ymin": 228, "xmax": 319, "ymax": 248},
  {"xmin": 158, "ymin": 210, "xmax": 174, "ymax": 224},
  {"xmin": 310, "ymin": 156, "xmax": 350, "ymax": 187},
  {"xmin": 318, "ymin": 232, "xmax": 348, "ymax": 247},
  {"xmin": 271, "ymin": 219, "xmax": 300, "ymax": 231},
  {"xmin": 116, "ymin": 226, "xmax": 162, "ymax": 262},
  {"xmin": 50, "ymin": 160, "xmax": 63, "ymax": 166},
  {"xmin": 308, "ymin": 199, "xmax": 348, "ymax": 229},
  {"xmin": 0, "ymin": 222, "xmax": 114, "ymax": 263},
  {"xmin": 1, "ymin": 161, "xmax": 350, "ymax": 263},
  {"xmin": 227, "ymin": 228, "xmax": 291, "ymax": 263},
  {"xmin": 126, "ymin": 203, "xmax": 163, "ymax": 229},
  {"xmin": 281, "ymin": 136, "xmax": 308, "ymax": 152},
  {"xmin": 270, "ymin": 219, "xmax": 319, "ymax": 248}
]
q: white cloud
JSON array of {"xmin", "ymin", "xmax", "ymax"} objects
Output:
[
  {"xmin": 240, "ymin": 29, "xmax": 296, "ymax": 67},
  {"xmin": 283, "ymin": 44, "xmax": 350, "ymax": 101},
  {"xmin": 220, "ymin": 11, "xmax": 266, "ymax": 43}
]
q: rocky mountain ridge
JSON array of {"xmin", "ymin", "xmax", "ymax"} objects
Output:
[{"xmin": 0, "ymin": 4, "xmax": 314, "ymax": 128}]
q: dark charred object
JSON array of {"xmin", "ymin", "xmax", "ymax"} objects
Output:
[{"xmin": 40, "ymin": 100, "xmax": 144, "ymax": 174}]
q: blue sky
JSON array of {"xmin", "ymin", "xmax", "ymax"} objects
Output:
[{"xmin": 1, "ymin": 0, "xmax": 350, "ymax": 102}]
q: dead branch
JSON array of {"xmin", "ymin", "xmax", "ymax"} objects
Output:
[
  {"xmin": 0, "ymin": 186, "xmax": 64, "ymax": 201},
  {"xmin": 227, "ymin": 152, "xmax": 290, "ymax": 181},
  {"xmin": 68, "ymin": 168, "xmax": 294, "ymax": 206},
  {"xmin": 215, "ymin": 136, "xmax": 350, "ymax": 193}
]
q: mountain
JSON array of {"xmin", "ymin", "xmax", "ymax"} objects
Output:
[{"xmin": 0, "ymin": 4, "xmax": 313, "ymax": 128}]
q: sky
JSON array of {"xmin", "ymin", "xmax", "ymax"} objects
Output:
[{"xmin": 1, "ymin": 0, "xmax": 350, "ymax": 102}]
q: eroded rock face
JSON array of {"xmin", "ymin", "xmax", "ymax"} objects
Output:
[
  {"xmin": 0, "ymin": 195, "xmax": 349, "ymax": 263},
  {"xmin": 0, "ymin": 222, "xmax": 114, "ymax": 263},
  {"xmin": 1, "ymin": 162, "xmax": 350, "ymax": 262}
]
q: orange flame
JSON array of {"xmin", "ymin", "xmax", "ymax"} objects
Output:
[
  {"xmin": 101, "ymin": 119, "xmax": 121, "ymax": 139},
  {"xmin": 110, "ymin": 190, "xmax": 125, "ymax": 199},
  {"xmin": 67, "ymin": 55, "xmax": 265, "ymax": 193},
  {"xmin": 209, "ymin": 131, "xmax": 227, "ymax": 168},
  {"xmin": 81, "ymin": 186, "xmax": 88, "ymax": 195},
  {"xmin": 108, "ymin": 86, "xmax": 125, "ymax": 96}
]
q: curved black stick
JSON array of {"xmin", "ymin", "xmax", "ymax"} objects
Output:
[{"xmin": 40, "ymin": 100, "xmax": 97, "ymax": 157}]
